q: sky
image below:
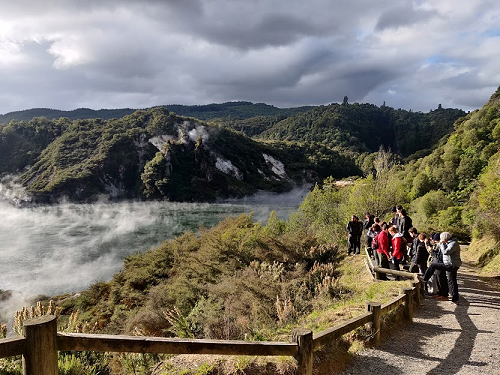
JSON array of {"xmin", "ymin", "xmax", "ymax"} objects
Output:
[{"xmin": 1, "ymin": 0, "xmax": 500, "ymax": 115}]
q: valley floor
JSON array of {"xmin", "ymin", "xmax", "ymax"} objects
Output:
[{"xmin": 339, "ymin": 263, "xmax": 500, "ymax": 374}]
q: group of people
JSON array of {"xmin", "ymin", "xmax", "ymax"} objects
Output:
[{"xmin": 346, "ymin": 205, "xmax": 462, "ymax": 304}]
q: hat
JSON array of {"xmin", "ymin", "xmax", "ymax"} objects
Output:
[
  {"xmin": 432, "ymin": 233, "xmax": 441, "ymax": 241},
  {"xmin": 440, "ymin": 232, "xmax": 452, "ymax": 241}
]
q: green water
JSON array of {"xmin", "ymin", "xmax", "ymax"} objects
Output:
[{"xmin": 0, "ymin": 188, "xmax": 307, "ymax": 298}]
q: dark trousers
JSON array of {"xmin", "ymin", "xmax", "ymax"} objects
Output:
[
  {"xmin": 348, "ymin": 235, "xmax": 361, "ymax": 254},
  {"xmin": 375, "ymin": 252, "xmax": 390, "ymax": 280},
  {"xmin": 424, "ymin": 263, "xmax": 459, "ymax": 302},
  {"xmin": 436, "ymin": 269, "xmax": 449, "ymax": 297},
  {"xmin": 392, "ymin": 256, "xmax": 402, "ymax": 271}
]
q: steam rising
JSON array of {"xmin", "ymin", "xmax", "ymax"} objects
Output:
[{"xmin": 0, "ymin": 185, "xmax": 309, "ymax": 322}]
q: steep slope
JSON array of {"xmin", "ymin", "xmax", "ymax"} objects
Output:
[
  {"xmin": 8, "ymin": 107, "xmax": 358, "ymax": 203},
  {"xmin": 257, "ymin": 103, "xmax": 466, "ymax": 158},
  {"xmin": 401, "ymin": 86, "xmax": 500, "ymax": 271}
]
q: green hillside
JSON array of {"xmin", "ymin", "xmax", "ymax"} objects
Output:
[
  {"xmin": 256, "ymin": 102, "xmax": 466, "ymax": 158},
  {"xmin": 0, "ymin": 102, "xmax": 312, "ymax": 124},
  {"xmin": 0, "ymin": 107, "xmax": 358, "ymax": 203}
]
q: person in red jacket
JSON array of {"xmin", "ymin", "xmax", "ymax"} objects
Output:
[
  {"xmin": 388, "ymin": 226, "xmax": 406, "ymax": 271},
  {"xmin": 374, "ymin": 224, "xmax": 391, "ymax": 280}
]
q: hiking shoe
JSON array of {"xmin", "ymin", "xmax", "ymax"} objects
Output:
[{"xmin": 436, "ymin": 295, "xmax": 449, "ymax": 301}]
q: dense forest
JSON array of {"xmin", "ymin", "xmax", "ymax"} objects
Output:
[
  {"xmin": 1, "ymin": 89, "xmax": 500, "ymax": 374},
  {"xmin": 0, "ymin": 101, "xmax": 465, "ymax": 204},
  {"xmin": 0, "ymin": 102, "xmax": 312, "ymax": 124},
  {"xmin": 0, "ymin": 107, "xmax": 361, "ymax": 203}
]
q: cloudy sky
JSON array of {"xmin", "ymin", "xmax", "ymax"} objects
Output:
[{"xmin": 1, "ymin": 0, "xmax": 499, "ymax": 115}]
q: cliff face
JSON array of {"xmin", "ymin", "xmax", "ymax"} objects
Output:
[{"xmin": 0, "ymin": 107, "xmax": 352, "ymax": 203}]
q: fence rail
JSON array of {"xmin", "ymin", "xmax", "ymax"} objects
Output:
[
  {"xmin": 57, "ymin": 332, "xmax": 298, "ymax": 357},
  {"xmin": 0, "ymin": 262, "xmax": 422, "ymax": 375}
]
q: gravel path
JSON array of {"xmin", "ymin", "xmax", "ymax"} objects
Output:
[{"xmin": 340, "ymin": 265, "xmax": 500, "ymax": 375}]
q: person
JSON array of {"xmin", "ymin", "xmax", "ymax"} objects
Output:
[
  {"xmin": 346, "ymin": 215, "xmax": 363, "ymax": 255},
  {"xmin": 420, "ymin": 232, "xmax": 461, "ymax": 304},
  {"xmin": 388, "ymin": 226, "xmax": 406, "ymax": 271},
  {"xmin": 367, "ymin": 223, "xmax": 380, "ymax": 259},
  {"xmin": 397, "ymin": 207, "xmax": 413, "ymax": 243},
  {"xmin": 390, "ymin": 206, "xmax": 399, "ymax": 228},
  {"xmin": 409, "ymin": 232, "xmax": 429, "ymax": 276},
  {"xmin": 425, "ymin": 233, "xmax": 448, "ymax": 298},
  {"xmin": 363, "ymin": 212, "xmax": 375, "ymax": 250},
  {"xmin": 374, "ymin": 223, "xmax": 391, "ymax": 280},
  {"xmin": 408, "ymin": 227, "xmax": 419, "ymax": 262}
]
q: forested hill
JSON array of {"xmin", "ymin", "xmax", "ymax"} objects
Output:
[
  {"xmin": 403, "ymin": 86, "xmax": 500, "ymax": 247},
  {"xmin": 254, "ymin": 103, "xmax": 467, "ymax": 158},
  {"xmin": 0, "ymin": 107, "xmax": 359, "ymax": 203},
  {"xmin": 0, "ymin": 102, "xmax": 312, "ymax": 124},
  {"xmin": 0, "ymin": 108, "xmax": 137, "ymax": 123}
]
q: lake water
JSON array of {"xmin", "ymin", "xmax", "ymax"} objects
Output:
[{"xmin": 0, "ymin": 187, "xmax": 309, "ymax": 309}]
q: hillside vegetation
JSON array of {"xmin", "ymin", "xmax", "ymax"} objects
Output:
[
  {"xmin": 0, "ymin": 100, "xmax": 466, "ymax": 204},
  {"xmin": 256, "ymin": 102, "xmax": 466, "ymax": 158},
  {"xmin": 0, "ymin": 107, "xmax": 358, "ymax": 203},
  {"xmin": 2, "ymin": 90, "xmax": 500, "ymax": 374},
  {"xmin": 0, "ymin": 101, "xmax": 312, "ymax": 124}
]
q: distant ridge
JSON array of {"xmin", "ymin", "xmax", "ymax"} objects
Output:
[
  {"xmin": 0, "ymin": 102, "xmax": 313, "ymax": 124},
  {"xmin": 0, "ymin": 107, "xmax": 137, "ymax": 123}
]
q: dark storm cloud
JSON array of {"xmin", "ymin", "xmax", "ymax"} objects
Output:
[{"xmin": 0, "ymin": 0, "xmax": 499, "ymax": 114}]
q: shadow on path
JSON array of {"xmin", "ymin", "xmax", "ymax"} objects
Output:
[{"xmin": 340, "ymin": 267, "xmax": 500, "ymax": 374}]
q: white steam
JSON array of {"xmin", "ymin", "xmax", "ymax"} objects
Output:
[
  {"xmin": 188, "ymin": 125, "xmax": 210, "ymax": 143},
  {"xmin": 149, "ymin": 122, "xmax": 210, "ymax": 150},
  {"xmin": 0, "ymin": 188, "xmax": 307, "ymax": 322},
  {"xmin": 0, "ymin": 175, "xmax": 32, "ymax": 206}
]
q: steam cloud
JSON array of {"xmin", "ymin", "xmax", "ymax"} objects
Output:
[{"xmin": 0, "ymin": 185, "xmax": 310, "ymax": 323}]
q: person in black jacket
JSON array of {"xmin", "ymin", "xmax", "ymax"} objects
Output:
[
  {"xmin": 346, "ymin": 215, "xmax": 363, "ymax": 255},
  {"xmin": 397, "ymin": 207, "xmax": 413, "ymax": 243},
  {"xmin": 409, "ymin": 232, "xmax": 429, "ymax": 275}
]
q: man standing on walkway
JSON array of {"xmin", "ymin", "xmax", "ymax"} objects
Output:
[
  {"xmin": 420, "ymin": 232, "xmax": 461, "ymax": 304},
  {"xmin": 346, "ymin": 215, "xmax": 363, "ymax": 255}
]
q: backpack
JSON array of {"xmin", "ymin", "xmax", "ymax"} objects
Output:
[{"xmin": 372, "ymin": 235, "xmax": 379, "ymax": 250}]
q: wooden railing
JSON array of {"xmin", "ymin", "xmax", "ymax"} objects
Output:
[
  {"xmin": 364, "ymin": 248, "xmax": 420, "ymax": 283},
  {"xmin": 1, "ymin": 255, "xmax": 422, "ymax": 375},
  {"xmin": 0, "ymin": 284, "xmax": 421, "ymax": 375}
]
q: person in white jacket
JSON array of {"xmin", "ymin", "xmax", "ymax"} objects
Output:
[{"xmin": 420, "ymin": 232, "xmax": 461, "ymax": 304}]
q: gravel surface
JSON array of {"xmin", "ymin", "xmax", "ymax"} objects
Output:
[{"xmin": 340, "ymin": 265, "xmax": 500, "ymax": 375}]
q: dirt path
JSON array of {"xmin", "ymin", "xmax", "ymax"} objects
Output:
[{"xmin": 340, "ymin": 264, "xmax": 500, "ymax": 374}]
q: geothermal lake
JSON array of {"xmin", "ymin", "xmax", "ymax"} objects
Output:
[{"xmin": 0, "ymin": 187, "xmax": 308, "ymax": 302}]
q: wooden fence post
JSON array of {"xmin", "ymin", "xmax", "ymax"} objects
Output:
[
  {"xmin": 366, "ymin": 302, "xmax": 381, "ymax": 346},
  {"xmin": 292, "ymin": 328, "xmax": 313, "ymax": 375},
  {"xmin": 400, "ymin": 287, "xmax": 414, "ymax": 322},
  {"xmin": 22, "ymin": 315, "xmax": 58, "ymax": 375},
  {"xmin": 411, "ymin": 281, "xmax": 421, "ymax": 307}
]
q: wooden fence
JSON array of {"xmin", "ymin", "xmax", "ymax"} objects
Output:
[{"xmin": 0, "ymin": 263, "xmax": 422, "ymax": 375}]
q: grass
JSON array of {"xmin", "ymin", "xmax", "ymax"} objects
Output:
[{"xmin": 461, "ymin": 236, "xmax": 500, "ymax": 276}]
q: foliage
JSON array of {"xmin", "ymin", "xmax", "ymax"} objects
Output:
[
  {"xmin": 54, "ymin": 212, "xmax": 346, "ymax": 341},
  {"xmin": 0, "ymin": 106, "xmax": 364, "ymax": 203},
  {"xmin": 293, "ymin": 147, "xmax": 409, "ymax": 246},
  {"xmin": 257, "ymin": 102, "xmax": 465, "ymax": 158}
]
